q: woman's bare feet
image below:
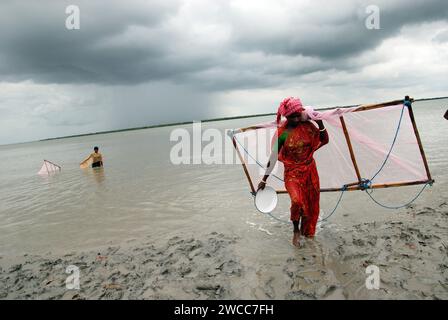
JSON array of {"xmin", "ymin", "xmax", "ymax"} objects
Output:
[{"xmin": 292, "ymin": 231, "xmax": 301, "ymax": 247}]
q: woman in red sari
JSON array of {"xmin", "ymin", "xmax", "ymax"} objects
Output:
[{"xmin": 258, "ymin": 97, "xmax": 329, "ymax": 247}]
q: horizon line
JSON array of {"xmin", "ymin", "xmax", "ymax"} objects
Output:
[{"xmin": 2, "ymin": 95, "xmax": 447, "ymax": 147}]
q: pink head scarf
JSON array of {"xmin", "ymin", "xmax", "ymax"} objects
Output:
[{"xmin": 276, "ymin": 97, "xmax": 305, "ymax": 124}]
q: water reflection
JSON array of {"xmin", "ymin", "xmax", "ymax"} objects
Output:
[
  {"xmin": 93, "ymin": 168, "xmax": 105, "ymax": 184},
  {"xmin": 82, "ymin": 167, "xmax": 106, "ymax": 185}
]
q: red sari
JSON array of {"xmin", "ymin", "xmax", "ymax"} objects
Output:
[{"xmin": 277, "ymin": 122, "xmax": 329, "ymax": 237}]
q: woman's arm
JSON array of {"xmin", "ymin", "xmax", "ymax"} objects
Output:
[
  {"xmin": 258, "ymin": 152, "xmax": 278, "ymax": 189},
  {"xmin": 258, "ymin": 131, "xmax": 286, "ymax": 190},
  {"xmin": 314, "ymin": 120, "xmax": 329, "ymax": 148}
]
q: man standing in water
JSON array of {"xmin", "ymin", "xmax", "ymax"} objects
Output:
[
  {"xmin": 81, "ymin": 146, "xmax": 104, "ymax": 168},
  {"xmin": 258, "ymin": 97, "xmax": 329, "ymax": 247}
]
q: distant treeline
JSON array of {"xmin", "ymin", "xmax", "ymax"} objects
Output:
[{"xmin": 40, "ymin": 96, "xmax": 447, "ymax": 142}]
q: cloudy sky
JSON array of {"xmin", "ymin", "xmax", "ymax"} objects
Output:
[{"xmin": 0, "ymin": 0, "xmax": 447, "ymax": 144}]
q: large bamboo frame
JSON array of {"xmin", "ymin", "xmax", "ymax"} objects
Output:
[{"xmin": 231, "ymin": 98, "xmax": 434, "ymax": 194}]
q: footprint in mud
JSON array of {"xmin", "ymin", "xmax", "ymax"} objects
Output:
[{"xmin": 282, "ymin": 239, "xmax": 367, "ymax": 299}]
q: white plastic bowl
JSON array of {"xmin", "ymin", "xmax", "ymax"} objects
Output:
[{"xmin": 254, "ymin": 186, "xmax": 278, "ymax": 213}]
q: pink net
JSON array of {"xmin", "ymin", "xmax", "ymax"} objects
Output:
[
  {"xmin": 231, "ymin": 102, "xmax": 431, "ymax": 193},
  {"xmin": 38, "ymin": 160, "xmax": 61, "ymax": 175}
]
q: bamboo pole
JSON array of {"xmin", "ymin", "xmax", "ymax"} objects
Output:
[
  {"xmin": 342, "ymin": 181, "xmax": 363, "ymax": 187},
  {"xmin": 339, "ymin": 116, "xmax": 362, "ymax": 183},
  {"xmin": 239, "ymin": 124, "xmax": 277, "ymax": 132},
  {"xmin": 406, "ymin": 105, "xmax": 432, "ymax": 181},
  {"xmin": 353, "ymin": 179, "xmax": 433, "ymax": 191},
  {"xmin": 275, "ymin": 179, "xmax": 433, "ymax": 193},
  {"xmin": 231, "ymin": 137, "xmax": 256, "ymax": 194},
  {"xmin": 236, "ymin": 98, "xmax": 410, "ymax": 132},
  {"xmin": 352, "ymin": 98, "xmax": 410, "ymax": 113}
]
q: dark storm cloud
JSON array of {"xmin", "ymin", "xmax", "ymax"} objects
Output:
[
  {"xmin": 0, "ymin": 0, "xmax": 182, "ymax": 84},
  {"xmin": 232, "ymin": 0, "xmax": 448, "ymax": 59},
  {"xmin": 0, "ymin": 0, "xmax": 447, "ymax": 89}
]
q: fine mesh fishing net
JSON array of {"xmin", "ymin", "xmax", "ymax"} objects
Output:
[
  {"xmin": 230, "ymin": 99, "xmax": 432, "ymax": 194},
  {"xmin": 80, "ymin": 158, "xmax": 92, "ymax": 169},
  {"xmin": 38, "ymin": 160, "xmax": 61, "ymax": 175}
]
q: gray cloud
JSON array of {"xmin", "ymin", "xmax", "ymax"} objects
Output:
[
  {"xmin": 433, "ymin": 28, "xmax": 448, "ymax": 42},
  {"xmin": 233, "ymin": 0, "xmax": 448, "ymax": 58},
  {"xmin": 0, "ymin": 0, "xmax": 180, "ymax": 84}
]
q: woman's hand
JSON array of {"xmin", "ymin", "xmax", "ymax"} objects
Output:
[
  {"xmin": 257, "ymin": 180, "xmax": 266, "ymax": 191},
  {"xmin": 313, "ymin": 119, "xmax": 325, "ymax": 130}
]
